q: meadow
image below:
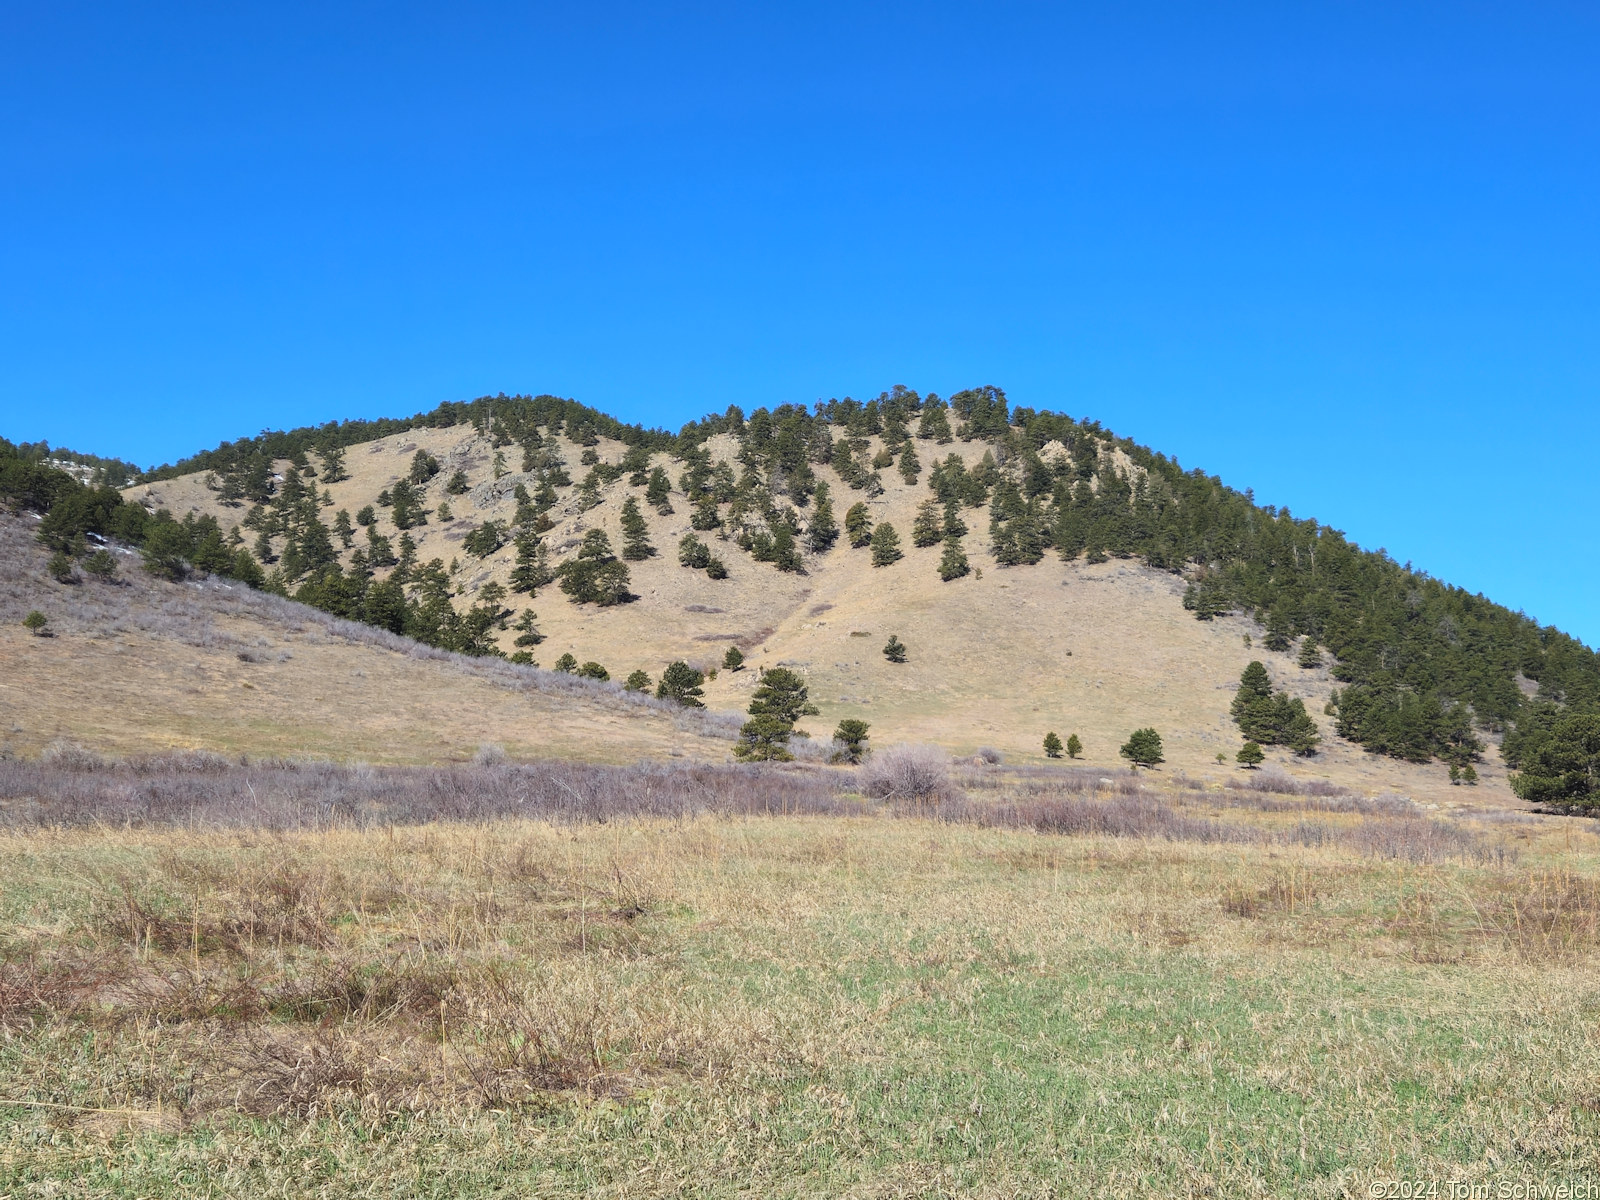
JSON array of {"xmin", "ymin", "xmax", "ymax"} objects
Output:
[{"xmin": 3, "ymin": 756, "xmax": 1598, "ymax": 1197}]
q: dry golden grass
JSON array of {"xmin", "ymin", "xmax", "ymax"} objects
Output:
[
  {"xmin": 4, "ymin": 780, "xmax": 1599, "ymax": 1196},
  {"xmin": 0, "ymin": 515, "xmax": 736, "ymax": 765}
]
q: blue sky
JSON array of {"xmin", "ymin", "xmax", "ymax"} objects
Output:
[{"xmin": 2, "ymin": 3, "xmax": 1596, "ymax": 643}]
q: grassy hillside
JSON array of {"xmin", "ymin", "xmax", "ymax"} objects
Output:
[{"xmin": 0, "ymin": 513, "xmax": 737, "ymax": 765}]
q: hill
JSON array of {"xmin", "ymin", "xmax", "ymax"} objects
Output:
[{"xmin": 6, "ymin": 387, "xmax": 1598, "ymax": 805}]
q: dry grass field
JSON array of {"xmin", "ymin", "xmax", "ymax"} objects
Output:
[
  {"xmin": 128, "ymin": 427, "xmax": 1509, "ymax": 805},
  {"xmin": 2, "ymin": 757, "xmax": 1598, "ymax": 1197}
]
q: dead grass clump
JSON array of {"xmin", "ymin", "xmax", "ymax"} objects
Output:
[
  {"xmin": 1481, "ymin": 870, "xmax": 1600, "ymax": 962},
  {"xmin": 939, "ymin": 792, "xmax": 1251, "ymax": 845},
  {"xmin": 857, "ymin": 744, "xmax": 951, "ymax": 802},
  {"xmin": 1222, "ymin": 870, "xmax": 1320, "ymax": 919}
]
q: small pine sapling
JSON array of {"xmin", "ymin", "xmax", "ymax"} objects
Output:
[
  {"xmin": 1043, "ymin": 731, "xmax": 1064, "ymax": 759},
  {"xmin": 883, "ymin": 635, "xmax": 908, "ymax": 664},
  {"xmin": 1066, "ymin": 733, "xmax": 1082, "ymax": 759}
]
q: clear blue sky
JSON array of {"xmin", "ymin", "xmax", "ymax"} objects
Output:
[{"xmin": 2, "ymin": 3, "xmax": 1596, "ymax": 644}]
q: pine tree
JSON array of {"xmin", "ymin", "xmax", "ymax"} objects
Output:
[
  {"xmin": 554, "ymin": 653, "xmax": 578, "ymax": 673},
  {"xmin": 1066, "ymin": 733, "xmax": 1083, "ymax": 759},
  {"xmin": 917, "ymin": 398, "xmax": 953, "ymax": 442},
  {"xmin": 656, "ymin": 661, "xmax": 706, "ymax": 707},
  {"xmin": 510, "ymin": 531, "xmax": 552, "ymax": 593},
  {"xmin": 577, "ymin": 661, "xmax": 609, "ymax": 681},
  {"xmin": 84, "ymin": 550, "xmax": 116, "ymax": 580},
  {"xmin": 845, "ymin": 502, "xmax": 873, "ymax": 548},
  {"xmin": 808, "ymin": 482, "xmax": 838, "ymax": 552},
  {"xmin": 746, "ymin": 666, "xmax": 818, "ymax": 725},
  {"xmin": 436, "ymin": 500, "xmax": 453, "ymax": 522},
  {"xmin": 512, "ymin": 609, "xmax": 544, "ymax": 647},
  {"xmin": 355, "ymin": 504, "xmax": 376, "ymax": 526},
  {"xmin": 833, "ymin": 718, "xmax": 870, "ymax": 763},
  {"xmin": 319, "ymin": 445, "xmax": 349, "ymax": 483},
  {"xmin": 646, "ymin": 466, "xmax": 674, "ymax": 514},
  {"xmin": 691, "ymin": 496, "xmax": 722, "ymax": 531},
  {"xmin": 870, "ymin": 522, "xmax": 903, "ymax": 566},
  {"xmin": 733, "ymin": 715, "xmax": 796, "ymax": 761},
  {"xmin": 898, "ymin": 440, "xmax": 921, "ymax": 484},
  {"xmin": 1231, "ymin": 661, "xmax": 1274, "ymax": 726},
  {"xmin": 1120, "ymin": 728, "xmax": 1165, "ymax": 768},
  {"xmin": 678, "ymin": 534, "xmax": 712, "ymax": 570},
  {"xmin": 47, "ymin": 551, "xmax": 76, "ymax": 583},
  {"xmin": 942, "ymin": 501, "xmax": 967, "ymax": 539},
  {"xmin": 445, "ymin": 468, "xmax": 469, "ymax": 494},
  {"xmin": 1237, "ymin": 741, "xmax": 1265, "ymax": 768},
  {"xmin": 619, "ymin": 496, "xmax": 656, "ymax": 560},
  {"xmin": 1461, "ymin": 763, "xmax": 1478, "ymax": 786},
  {"xmin": 1298, "ymin": 637, "xmax": 1323, "ymax": 669},
  {"xmin": 912, "ymin": 500, "xmax": 943, "ymax": 548},
  {"xmin": 556, "ymin": 530, "xmax": 632, "ymax": 606},
  {"xmin": 333, "ymin": 509, "xmax": 354, "ymax": 548},
  {"xmin": 770, "ymin": 523, "xmax": 804, "ymax": 573},
  {"xmin": 723, "ymin": 645, "xmax": 745, "ymax": 672},
  {"xmin": 22, "ymin": 610, "xmax": 48, "ymax": 636},
  {"xmin": 1043, "ymin": 731, "xmax": 1064, "ymax": 758},
  {"xmin": 624, "ymin": 669, "xmax": 652, "ymax": 692},
  {"xmin": 883, "ymin": 635, "xmax": 907, "ymax": 664},
  {"xmin": 938, "ymin": 535, "xmax": 969, "ymax": 581},
  {"xmin": 1264, "ymin": 609, "xmax": 1293, "ymax": 652}
]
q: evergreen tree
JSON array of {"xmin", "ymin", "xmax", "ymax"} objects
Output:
[
  {"xmin": 646, "ymin": 466, "xmax": 674, "ymax": 514},
  {"xmin": 1043, "ymin": 731, "xmax": 1064, "ymax": 758},
  {"xmin": 898, "ymin": 440, "xmax": 921, "ymax": 484},
  {"xmin": 883, "ymin": 635, "xmax": 907, "ymax": 663},
  {"xmin": 912, "ymin": 499, "xmax": 943, "ymax": 548},
  {"xmin": 619, "ymin": 496, "xmax": 655, "ymax": 560},
  {"xmin": 556, "ymin": 529, "xmax": 633, "ymax": 606},
  {"xmin": 942, "ymin": 501, "xmax": 968, "ymax": 539},
  {"xmin": 938, "ymin": 535, "xmax": 970, "ymax": 581},
  {"xmin": 746, "ymin": 666, "xmax": 818, "ymax": 725},
  {"xmin": 678, "ymin": 534, "xmax": 712, "ymax": 570},
  {"xmin": 845, "ymin": 502, "xmax": 873, "ymax": 548},
  {"xmin": 833, "ymin": 718, "xmax": 870, "ymax": 763},
  {"xmin": 624, "ymin": 669, "xmax": 652, "ymax": 692},
  {"xmin": 770, "ymin": 523, "xmax": 804, "ymax": 572},
  {"xmin": 436, "ymin": 500, "xmax": 453, "ymax": 522},
  {"xmin": 84, "ymin": 550, "xmax": 116, "ymax": 580},
  {"xmin": 808, "ymin": 482, "xmax": 839, "ymax": 552},
  {"xmin": 733, "ymin": 715, "xmax": 796, "ymax": 761},
  {"xmin": 1263, "ymin": 609, "xmax": 1293, "ymax": 652},
  {"xmin": 870, "ymin": 522, "xmax": 903, "ymax": 566},
  {"xmin": 47, "ymin": 551, "xmax": 76, "ymax": 583},
  {"xmin": 409, "ymin": 449, "xmax": 440, "ymax": 484},
  {"xmin": 1066, "ymin": 733, "xmax": 1083, "ymax": 759},
  {"xmin": 1237, "ymin": 741, "xmax": 1265, "ymax": 768},
  {"xmin": 463, "ymin": 520, "xmax": 505, "ymax": 557},
  {"xmin": 1510, "ymin": 713, "xmax": 1600, "ymax": 808},
  {"xmin": 365, "ymin": 525, "xmax": 397, "ymax": 567},
  {"xmin": 1119, "ymin": 728, "xmax": 1165, "ymax": 769},
  {"xmin": 512, "ymin": 609, "xmax": 544, "ymax": 647},
  {"xmin": 141, "ymin": 520, "xmax": 191, "ymax": 581},
  {"xmin": 656, "ymin": 661, "xmax": 706, "ymax": 707},
  {"xmin": 723, "ymin": 645, "xmax": 745, "ymax": 672},
  {"xmin": 691, "ymin": 496, "xmax": 722, "ymax": 530},
  {"xmin": 554, "ymin": 653, "xmax": 578, "ymax": 673},
  {"xmin": 510, "ymin": 530, "xmax": 553, "ymax": 594},
  {"xmin": 355, "ymin": 504, "xmax": 376, "ymax": 526},
  {"xmin": 22, "ymin": 610, "xmax": 49, "ymax": 636},
  {"xmin": 577, "ymin": 661, "xmax": 609, "ymax": 681},
  {"xmin": 333, "ymin": 509, "xmax": 354, "ymax": 548},
  {"xmin": 445, "ymin": 468, "xmax": 469, "ymax": 494},
  {"xmin": 1461, "ymin": 764, "xmax": 1478, "ymax": 786},
  {"xmin": 917, "ymin": 397, "xmax": 953, "ymax": 442},
  {"xmin": 1298, "ymin": 637, "xmax": 1323, "ymax": 669}
]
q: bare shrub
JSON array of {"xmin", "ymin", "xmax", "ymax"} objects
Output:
[
  {"xmin": 39, "ymin": 741, "xmax": 104, "ymax": 770},
  {"xmin": 472, "ymin": 743, "xmax": 509, "ymax": 767},
  {"xmin": 857, "ymin": 743, "xmax": 950, "ymax": 802},
  {"xmin": 975, "ymin": 746, "xmax": 1003, "ymax": 765},
  {"xmin": 1225, "ymin": 771, "xmax": 1349, "ymax": 798}
]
